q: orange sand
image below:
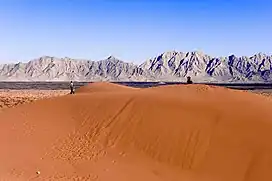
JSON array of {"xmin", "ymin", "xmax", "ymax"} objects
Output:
[
  {"xmin": 1, "ymin": 83, "xmax": 272, "ymax": 181},
  {"xmin": 0, "ymin": 90, "xmax": 68, "ymax": 110},
  {"xmin": 76, "ymin": 82, "xmax": 138, "ymax": 93}
]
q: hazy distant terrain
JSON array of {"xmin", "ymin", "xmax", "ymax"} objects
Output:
[
  {"xmin": 0, "ymin": 51, "xmax": 272, "ymax": 82},
  {"xmin": 1, "ymin": 81, "xmax": 272, "ymax": 91}
]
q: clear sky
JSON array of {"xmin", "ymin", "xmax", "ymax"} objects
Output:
[{"xmin": 0, "ymin": 0, "xmax": 271, "ymax": 64}]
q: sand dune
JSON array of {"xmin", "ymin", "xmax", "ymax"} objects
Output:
[
  {"xmin": 1, "ymin": 83, "xmax": 272, "ymax": 181},
  {"xmin": 76, "ymin": 82, "xmax": 138, "ymax": 93}
]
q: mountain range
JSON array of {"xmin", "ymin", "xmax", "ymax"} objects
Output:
[{"xmin": 0, "ymin": 51, "xmax": 272, "ymax": 82}]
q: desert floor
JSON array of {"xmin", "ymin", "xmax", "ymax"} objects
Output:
[
  {"xmin": 0, "ymin": 89, "xmax": 69, "ymax": 110},
  {"xmin": 1, "ymin": 84, "xmax": 272, "ymax": 181},
  {"xmin": 1, "ymin": 88, "xmax": 272, "ymax": 110}
]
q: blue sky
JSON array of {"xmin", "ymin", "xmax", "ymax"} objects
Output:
[{"xmin": 0, "ymin": 0, "xmax": 271, "ymax": 63}]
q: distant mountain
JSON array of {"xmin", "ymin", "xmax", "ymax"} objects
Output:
[{"xmin": 0, "ymin": 51, "xmax": 272, "ymax": 82}]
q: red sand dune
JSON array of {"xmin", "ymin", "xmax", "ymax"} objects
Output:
[
  {"xmin": 1, "ymin": 82, "xmax": 272, "ymax": 181},
  {"xmin": 76, "ymin": 82, "xmax": 137, "ymax": 93}
]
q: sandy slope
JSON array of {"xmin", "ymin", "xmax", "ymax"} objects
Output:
[
  {"xmin": 76, "ymin": 82, "xmax": 138, "ymax": 93},
  {"xmin": 1, "ymin": 83, "xmax": 272, "ymax": 181}
]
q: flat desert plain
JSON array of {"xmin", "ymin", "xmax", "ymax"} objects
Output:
[
  {"xmin": 1, "ymin": 82, "xmax": 272, "ymax": 181},
  {"xmin": 0, "ymin": 89, "xmax": 68, "ymax": 111}
]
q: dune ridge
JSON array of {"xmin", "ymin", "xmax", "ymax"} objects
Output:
[
  {"xmin": 76, "ymin": 82, "xmax": 137, "ymax": 93},
  {"xmin": 1, "ymin": 82, "xmax": 272, "ymax": 181}
]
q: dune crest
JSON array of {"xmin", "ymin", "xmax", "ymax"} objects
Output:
[
  {"xmin": 76, "ymin": 82, "xmax": 137, "ymax": 94},
  {"xmin": 1, "ymin": 83, "xmax": 272, "ymax": 180}
]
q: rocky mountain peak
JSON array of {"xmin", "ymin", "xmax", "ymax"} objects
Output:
[{"xmin": 0, "ymin": 51, "xmax": 272, "ymax": 82}]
